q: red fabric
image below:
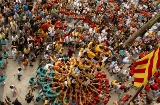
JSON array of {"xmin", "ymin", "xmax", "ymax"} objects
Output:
[
  {"xmin": 147, "ymin": 50, "xmax": 156, "ymax": 82},
  {"xmin": 140, "ymin": 11, "xmax": 147, "ymax": 16},
  {"xmin": 96, "ymin": 5, "xmax": 103, "ymax": 12},
  {"xmin": 47, "ymin": 2, "xmax": 53, "ymax": 9},
  {"xmin": 155, "ymin": 78, "xmax": 160, "ymax": 84},
  {"xmin": 62, "ymin": 24, "xmax": 67, "ymax": 30},
  {"xmin": 84, "ymin": 19, "xmax": 91, "ymax": 24},
  {"xmin": 152, "ymin": 83, "xmax": 159, "ymax": 90},
  {"xmin": 103, "ymin": 101, "xmax": 108, "ymax": 104},
  {"xmin": 80, "ymin": 16, "xmax": 85, "ymax": 20},
  {"xmin": 96, "ymin": 72, "xmax": 102, "ymax": 78},
  {"xmin": 35, "ymin": 38, "xmax": 41, "ymax": 43},
  {"xmin": 120, "ymin": 84, "xmax": 125, "ymax": 89},
  {"xmin": 156, "ymin": 48, "xmax": 160, "ymax": 69},
  {"xmin": 63, "ymin": 34, "xmax": 67, "ymax": 37},
  {"xmin": 129, "ymin": 69, "xmax": 134, "ymax": 76},
  {"xmin": 94, "ymin": 96, "xmax": 100, "ymax": 102},
  {"xmin": 90, "ymin": 23, "xmax": 96, "ymax": 28},
  {"xmin": 101, "ymin": 71, "xmax": 106, "ymax": 78},
  {"xmin": 41, "ymin": 23, "xmax": 48, "ymax": 31},
  {"xmin": 103, "ymin": 40, "xmax": 108, "ymax": 45},
  {"xmin": 134, "ymin": 68, "xmax": 146, "ymax": 73},
  {"xmin": 117, "ymin": 25, "xmax": 122, "ymax": 30},
  {"xmin": 134, "ymin": 78, "xmax": 144, "ymax": 83},
  {"xmin": 154, "ymin": 72, "xmax": 159, "ymax": 77},
  {"xmin": 70, "ymin": 10, "xmax": 75, "ymax": 15},
  {"xmin": 64, "ymin": 10, "xmax": 69, "ymax": 15},
  {"xmin": 73, "ymin": 16, "xmax": 77, "ymax": 20},
  {"xmin": 109, "ymin": 14, "xmax": 114, "ymax": 19},
  {"xmin": 121, "ymin": 94, "xmax": 131, "ymax": 102},
  {"xmin": 145, "ymin": 84, "xmax": 150, "ymax": 92},
  {"xmin": 55, "ymin": 21, "xmax": 62, "ymax": 28},
  {"xmin": 135, "ymin": 57, "xmax": 148, "ymax": 64}
]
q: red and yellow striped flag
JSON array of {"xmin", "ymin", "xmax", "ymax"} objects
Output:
[{"xmin": 134, "ymin": 47, "xmax": 160, "ymax": 87}]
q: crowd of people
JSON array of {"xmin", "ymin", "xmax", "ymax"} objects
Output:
[{"xmin": 0, "ymin": 0, "xmax": 160, "ymax": 105}]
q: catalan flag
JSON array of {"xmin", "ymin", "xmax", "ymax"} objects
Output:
[{"xmin": 134, "ymin": 47, "xmax": 160, "ymax": 87}]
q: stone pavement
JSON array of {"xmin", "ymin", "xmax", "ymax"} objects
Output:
[{"xmin": 0, "ymin": 59, "xmax": 39, "ymax": 105}]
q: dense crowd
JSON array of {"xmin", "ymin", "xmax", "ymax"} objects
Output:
[{"xmin": 0, "ymin": 0, "xmax": 160, "ymax": 105}]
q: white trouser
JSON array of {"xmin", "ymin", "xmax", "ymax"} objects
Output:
[
  {"xmin": 12, "ymin": 54, "xmax": 17, "ymax": 61},
  {"xmin": 0, "ymin": 81, "xmax": 5, "ymax": 86}
]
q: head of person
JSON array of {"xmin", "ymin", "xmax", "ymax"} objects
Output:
[
  {"xmin": 146, "ymin": 95, "xmax": 153, "ymax": 104},
  {"xmin": 18, "ymin": 67, "xmax": 21, "ymax": 71},
  {"xmin": 10, "ymin": 86, "xmax": 14, "ymax": 89},
  {"xmin": 157, "ymin": 96, "xmax": 160, "ymax": 103}
]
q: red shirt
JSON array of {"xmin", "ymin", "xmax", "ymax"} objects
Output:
[
  {"xmin": 104, "ymin": 40, "xmax": 108, "ymax": 45},
  {"xmin": 84, "ymin": 19, "xmax": 91, "ymax": 24},
  {"xmin": 62, "ymin": 24, "xmax": 67, "ymax": 30},
  {"xmin": 117, "ymin": 24, "xmax": 123, "ymax": 30},
  {"xmin": 73, "ymin": 16, "xmax": 77, "ymax": 20},
  {"xmin": 96, "ymin": 5, "xmax": 103, "ymax": 12},
  {"xmin": 70, "ymin": 10, "xmax": 75, "ymax": 15},
  {"xmin": 96, "ymin": 72, "xmax": 102, "ymax": 78},
  {"xmin": 154, "ymin": 72, "xmax": 159, "ymax": 77},
  {"xmin": 47, "ymin": 2, "xmax": 53, "ymax": 9},
  {"xmin": 41, "ymin": 23, "xmax": 48, "ymax": 31},
  {"xmin": 55, "ymin": 21, "xmax": 62, "ymax": 28},
  {"xmin": 152, "ymin": 83, "xmax": 159, "ymax": 90},
  {"xmin": 94, "ymin": 96, "xmax": 100, "ymax": 102},
  {"xmin": 140, "ymin": 11, "xmax": 147, "ymax": 16},
  {"xmin": 80, "ymin": 15, "xmax": 85, "ymax": 20},
  {"xmin": 122, "ymin": 94, "xmax": 131, "ymax": 102},
  {"xmin": 120, "ymin": 84, "xmax": 125, "ymax": 89},
  {"xmin": 145, "ymin": 84, "xmax": 150, "ymax": 92},
  {"xmin": 35, "ymin": 37, "xmax": 41, "ymax": 43},
  {"xmin": 90, "ymin": 23, "xmax": 96, "ymax": 28},
  {"xmin": 109, "ymin": 14, "xmax": 114, "ymax": 19},
  {"xmin": 64, "ymin": 10, "xmax": 69, "ymax": 15},
  {"xmin": 155, "ymin": 78, "xmax": 160, "ymax": 84}
]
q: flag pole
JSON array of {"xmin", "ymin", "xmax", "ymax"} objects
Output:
[{"xmin": 127, "ymin": 85, "xmax": 144, "ymax": 105}]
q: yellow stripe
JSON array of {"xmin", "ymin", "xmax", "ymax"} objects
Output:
[
  {"xmin": 134, "ymin": 50, "xmax": 154, "ymax": 87},
  {"xmin": 135, "ymin": 64, "xmax": 147, "ymax": 70},
  {"xmin": 134, "ymin": 82, "xmax": 143, "ymax": 87},
  {"xmin": 143, "ymin": 48, "xmax": 159, "ymax": 85},
  {"xmin": 134, "ymin": 73, "xmax": 145, "ymax": 78},
  {"xmin": 136, "ymin": 53, "xmax": 151, "ymax": 62}
]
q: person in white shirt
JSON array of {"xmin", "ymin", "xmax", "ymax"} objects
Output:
[
  {"xmin": 44, "ymin": 63, "xmax": 53, "ymax": 70},
  {"xmin": 11, "ymin": 47, "xmax": 17, "ymax": 61},
  {"xmin": 112, "ymin": 65, "xmax": 121, "ymax": 74},
  {"xmin": 10, "ymin": 85, "xmax": 17, "ymax": 97},
  {"xmin": 122, "ymin": 56, "xmax": 130, "ymax": 64},
  {"xmin": 17, "ymin": 67, "xmax": 22, "ymax": 81},
  {"xmin": 11, "ymin": 34, "xmax": 18, "ymax": 45},
  {"xmin": 48, "ymin": 25, "xmax": 54, "ymax": 33},
  {"xmin": 65, "ymin": 36, "xmax": 70, "ymax": 45},
  {"xmin": 46, "ymin": 44, "xmax": 52, "ymax": 53}
]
